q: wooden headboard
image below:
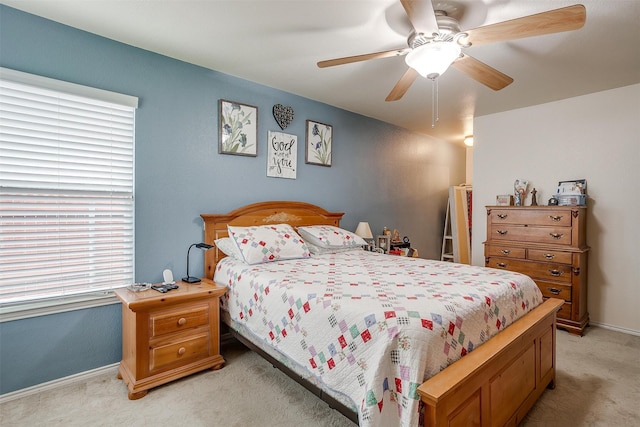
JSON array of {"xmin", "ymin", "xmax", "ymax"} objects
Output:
[{"xmin": 200, "ymin": 201, "xmax": 344, "ymax": 280}]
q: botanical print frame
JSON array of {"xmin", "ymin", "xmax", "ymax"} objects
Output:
[
  {"xmin": 219, "ymin": 99, "xmax": 258, "ymax": 156},
  {"xmin": 305, "ymin": 119, "xmax": 332, "ymax": 166},
  {"xmin": 267, "ymin": 131, "xmax": 297, "ymax": 179}
]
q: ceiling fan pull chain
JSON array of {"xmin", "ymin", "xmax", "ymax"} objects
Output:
[{"xmin": 431, "ymin": 77, "xmax": 439, "ymax": 129}]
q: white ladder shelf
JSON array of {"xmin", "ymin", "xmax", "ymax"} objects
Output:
[
  {"xmin": 440, "ymin": 186, "xmax": 471, "ymax": 264},
  {"xmin": 440, "ymin": 201, "xmax": 454, "ymax": 261}
]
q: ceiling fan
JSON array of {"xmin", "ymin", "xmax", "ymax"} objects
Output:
[{"xmin": 317, "ymin": 1, "xmax": 586, "ymax": 102}]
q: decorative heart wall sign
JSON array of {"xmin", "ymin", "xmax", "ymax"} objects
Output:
[{"xmin": 273, "ymin": 104, "xmax": 294, "ymax": 130}]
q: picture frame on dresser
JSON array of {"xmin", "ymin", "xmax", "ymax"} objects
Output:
[{"xmin": 496, "ymin": 194, "xmax": 514, "ymax": 206}]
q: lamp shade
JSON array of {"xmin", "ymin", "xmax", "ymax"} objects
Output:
[
  {"xmin": 405, "ymin": 42, "xmax": 461, "ymax": 79},
  {"xmin": 355, "ymin": 222, "xmax": 373, "ymax": 239}
]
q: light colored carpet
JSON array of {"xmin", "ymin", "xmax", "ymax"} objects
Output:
[{"xmin": 1, "ymin": 326, "xmax": 638, "ymax": 426}]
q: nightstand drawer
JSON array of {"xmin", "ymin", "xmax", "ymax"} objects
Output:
[
  {"xmin": 528, "ymin": 249, "xmax": 572, "ymax": 264},
  {"xmin": 149, "ymin": 331, "xmax": 210, "ymax": 371},
  {"xmin": 150, "ymin": 304, "xmax": 209, "ymax": 337}
]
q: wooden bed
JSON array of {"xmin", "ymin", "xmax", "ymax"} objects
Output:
[{"xmin": 201, "ymin": 201, "xmax": 563, "ymax": 427}]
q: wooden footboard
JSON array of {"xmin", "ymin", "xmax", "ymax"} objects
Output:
[{"xmin": 418, "ymin": 298, "xmax": 563, "ymax": 427}]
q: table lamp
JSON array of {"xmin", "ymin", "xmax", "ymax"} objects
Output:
[{"xmin": 183, "ymin": 242, "xmax": 214, "ymax": 283}]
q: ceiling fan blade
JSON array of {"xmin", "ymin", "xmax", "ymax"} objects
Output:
[
  {"xmin": 451, "ymin": 54, "xmax": 513, "ymax": 91},
  {"xmin": 400, "ymin": 0, "xmax": 438, "ymax": 35},
  {"xmin": 385, "ymin": 68, "xmax": 419, "ymax": 101},
  {"xmin": 317, "ymin": 48, "xmax": 410, "ymax": 68},
  {"xmin": 464, "ymin": 4, "xmax": 586, "ymax": 47}
]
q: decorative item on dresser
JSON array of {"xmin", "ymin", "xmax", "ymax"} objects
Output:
[
  {"xmin": 484, "ymin": 205, "xmax": 589, "ymax": 335},
  {"xmin": 114, "ymin": 279, "xmax": 226, "ymax": 399}
]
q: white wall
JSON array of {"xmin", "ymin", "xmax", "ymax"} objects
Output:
[{"xmin": 472, "ymin": 84, "xmax": 640, "ymax": 334}]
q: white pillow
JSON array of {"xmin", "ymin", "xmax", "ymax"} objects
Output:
[
  {"xmin": 214, "ymin": 237, "xmax": 244, "ymax": 260},
  {"xmin": 227, "ymin": 224, "xmax": 310, "ymax": 265},
  {"xmin": 297, "ymin": 225, "xmax": 367, "ymax": 248}
]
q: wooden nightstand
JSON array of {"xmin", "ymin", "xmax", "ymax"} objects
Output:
[{"xmin": 114, "ymin": 278, "xmax": 226, "ymax": 399}]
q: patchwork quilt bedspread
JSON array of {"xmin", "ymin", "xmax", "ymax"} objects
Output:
[{"xmin": 214, "ymin": 251, "xmax": 543, "ymax": 427}]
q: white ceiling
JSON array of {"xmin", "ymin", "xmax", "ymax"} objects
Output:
[{"xmin": 3, "ymin": 0, "xmax": 640, "ymax": 145}]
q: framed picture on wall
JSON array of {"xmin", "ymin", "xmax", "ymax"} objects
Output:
[
  {"xmin": 305, "ymin": 120, "xmax": 332, "ymax": 166},
  {"xmin": 267, "ymin": 131, "xmax": 297, "ymax": 179},
  {"xmin": 219, "ymin": 99, "xmax": 258, "ymax": 156}
]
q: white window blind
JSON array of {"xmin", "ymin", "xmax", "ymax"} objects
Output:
[{"xmin": 0, "ymin": 68, "xmax": 138, "ymax": 305}]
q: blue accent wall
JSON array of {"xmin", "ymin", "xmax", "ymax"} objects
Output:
[{"xmin": 0, "ymin": 5, "xmax": 465, "ymax": 394}]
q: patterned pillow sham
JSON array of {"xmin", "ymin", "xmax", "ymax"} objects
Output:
[
  {"xmin": 227, "ymin": 224, "xmax": 310, "ymax": 265},
  {"xmin": 214, "ymin": 237, "xmax": 244, "ymax": 260},
  {"xmin": 297, "ymin": 225, "xmax": 367, "ymax": 248}
]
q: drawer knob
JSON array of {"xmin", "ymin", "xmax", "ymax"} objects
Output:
[
  {"xmin": 178, "ymin": 347, "xmax": 186, "ymax": 356},
  {"xmin": 549, "ymin": 269, "xmax": 563, "ymax": 277},
  {"xmin": 549, "ymin": 233, "xmax": 564, "ymax": 239},
  {"xmin": 544, "ymin": 253, "xmax": 555, "ymax": 260},
  {"xmin": 497, "ymin": 262, "xmax": 507, "ymax": 268},
  {"xmin": 497, "ymin": 214, "xmax": 508, "ymax": 219},
  {"xmin": 549, "ymin": 215, "xmax": 563, "ymax": 222},
  {"xmin": 547, "ymin": 287, "xmax": 562, "ymax": 295},
  {"xmin": 501, "ymin": 249, "xmax": 511, "ymax": 255},
  {"xmin": 177, "ymin": 317, "xmax": 187, "ymax": 326},
  {"xmin": 496, "ymin": 230, "xmax": 508, "ymax": 236}
]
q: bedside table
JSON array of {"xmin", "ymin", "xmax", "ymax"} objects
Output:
[{"xmin": 114, "ymin": 278, "xmax": 226, "ymax": 399}]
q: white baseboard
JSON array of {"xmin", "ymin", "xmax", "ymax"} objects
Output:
[
  {"xmin": 590, "ymin": 321, "xmax": 640, "ymax": 337},
  {"xmin": 0, "ymin": 363, "xmax": 119, "ymax": 404}
]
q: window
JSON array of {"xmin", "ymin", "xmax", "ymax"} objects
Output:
[{"xmin": 0, "ymin": 67, "xmax": 138, "ymax": 309}]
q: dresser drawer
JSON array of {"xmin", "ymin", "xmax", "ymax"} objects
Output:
[
  {"xmin": 149, "ymin": 331, "xmax": 210, "ymax": 372},
  {"xmin": 528, "ymin": 249, "xmax": 572, "ymax": 264},
  {"xmin": 489, "ymin": 209, "xmax": 572, "ymax": 227},
  {"xmin": 150, "ymin": 304, "xmax": 209, "ymax": 338},
  {"xmin": 485, "ymin": 245, "xmax": 526, "ymax": 259},
  {"xmin": 489, "ymin": 225, "xmax": 572, "ymax": 246},
  {"xmin": 536, "ymin": 280, "xmax": 572, "ymax": 301},
  {"xmin": 487, "ymin": 258, "xmax": 572, "ymax": 283},
  {"xmin": 556, "ymin": 300, "xmax": 572, "ymax": 320}
]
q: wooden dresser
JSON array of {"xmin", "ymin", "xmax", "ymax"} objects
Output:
[
  {"xmin": 484, "ymin": 206, "xmax": 589, "ymax": 335},
  {"xmin": 115, "ymin": 279, "xmax": 226, "ymax": 399}
]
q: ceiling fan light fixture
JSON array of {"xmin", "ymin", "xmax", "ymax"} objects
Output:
[{"xmin": 405, "ymin": 41, "xmax": 461, "ymax": 79}]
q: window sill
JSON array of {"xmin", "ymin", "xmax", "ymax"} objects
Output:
[{"xmin": 0, "ymin": 292, "xmax": 121, "ymax": 323}]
